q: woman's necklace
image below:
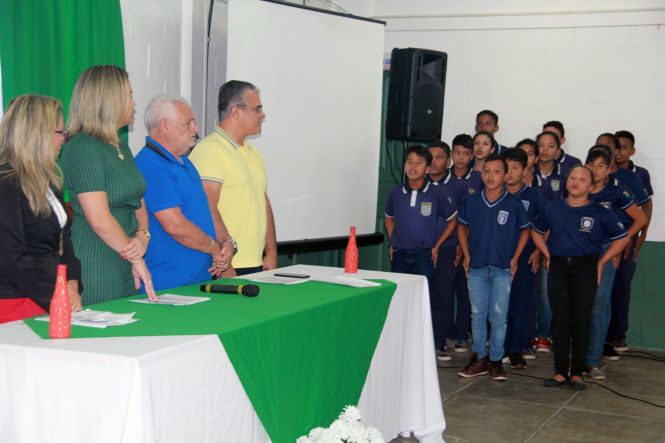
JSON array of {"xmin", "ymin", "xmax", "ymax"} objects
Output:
[{"xmin": 108, "ymin": 141, "xmax": 125, "ymax": 160}]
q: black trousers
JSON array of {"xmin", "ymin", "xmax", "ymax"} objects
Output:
[{"xmin": 548, "ymin": 254, "xmax": 598, "ymax": 377}]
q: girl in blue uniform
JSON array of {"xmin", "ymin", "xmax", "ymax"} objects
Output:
[
  {"xmin": 584, "ymin": 147, "xmax": 647, "ymax": 379},
  {"xmin": 532, "ymin": 166, "xmax": 629, "ymax": 390}
]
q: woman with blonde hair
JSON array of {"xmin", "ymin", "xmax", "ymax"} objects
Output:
[
  {"xmin": 0, "ymin": 94, "xmax": 82, "ymax": 323},
  {"xmin": 60, "ymin": 65, "xmax": 157, "ymax": 304}
]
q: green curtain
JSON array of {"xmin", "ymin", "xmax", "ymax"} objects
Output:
[{"xmin": 0, "ymin": 0, "xmax": 125, "ymax": 116}]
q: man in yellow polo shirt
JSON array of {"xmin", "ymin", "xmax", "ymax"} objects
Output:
[{"xmin": 190, "ymin": 80, "xmax": 277, "ymax": 275}]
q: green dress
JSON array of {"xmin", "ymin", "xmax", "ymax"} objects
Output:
[{"xmin": 60, "ymin": 133, "xmax": 146, "ymax": 305}]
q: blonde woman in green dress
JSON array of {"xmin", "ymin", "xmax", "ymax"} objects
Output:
[{"xmin": 60, "ymin": 65, "xmax": 157, "ymax": 305}]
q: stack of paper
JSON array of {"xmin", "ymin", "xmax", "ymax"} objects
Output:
[
  {"xmin": 313, "ymin": 275, "xmax": 381, "ymax": 288},
  {"xmin": 129, "ymin": 294, "xmax": 210, "ymax": 306},
  {"xmin": 36, "ymin": 309, "xmax": 138, "ymax": 329}
]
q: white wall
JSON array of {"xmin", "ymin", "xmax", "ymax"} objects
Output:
[{"xmin": 339, "ymin": 0, "xmax": 665, "ymax": 240}]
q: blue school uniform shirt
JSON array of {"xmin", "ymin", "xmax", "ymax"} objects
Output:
[
  {"xmin": 385, "ymin": 181, "xmax": 458, "ymax": 250},
  {"xmin": 441, "ymin": 166, "xmax": 484, "ymax": 206},
  {"xmin": 534, "ymin": 162, "xmax": 565, "ymax": 201},
  {"xmin": 557, "ymin": 149, "xmax": 582, "ymax": 178},
  {"xmin": 135, "ymin": 137, "xmax": 215, "ymax": 290},
  {"xmin": 510, "ymin": 184, "xmax": 546, "ymax": 253},
  {"xmin": 533, "ymin": 199, "xmax": 628, "ymax": 257},
  {"xmin": 627, "ymin": 161, "xmax": 653, "ymax": 199},
  {"xmin": 457, "ymin": 190, "xmax": 531, "ymax": 269},
  {"xmin": 588, "ymin": 179, "xmax": 635, "ymax": 228},
  {"xmin": 429, "ymin": 174, "xmax": 459, "ymax": 248},
  {"xmin": 611, "ymin": 168, "xmax": 649, "ymax": 206}
]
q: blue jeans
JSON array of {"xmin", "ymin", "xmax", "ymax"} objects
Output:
[
  {"xmin": 468, "ymin": 266, "xmax": 512, "ymax": 362},
  {"xmin": 505, "ymin": 252, "xmax": 536, "ymax": 353},
  {"xmin": 534, "ymin": 269, "xmax": 551, "ymax": 338},
  {"xmin": 587, "ymin": 247, "xmax": 616, "ymax": 367},
  {"xmin": 391, "ymin": 249, "xmax": 434, "ymax": 281}
]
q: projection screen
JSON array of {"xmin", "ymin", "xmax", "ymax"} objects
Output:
[{"xmin": 225, "ymin": 0, "xmax": 385, "ymax": 243}]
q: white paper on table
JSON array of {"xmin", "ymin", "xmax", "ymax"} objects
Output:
[
  {"xmin": 35, "ymin": 309, "xmax": 139, "ymax": 329},
  {"xmin": 249, "ymin": 276, "xmax": 308, "ymax": 285},
  {"xmin": 129, "ymin": 294, "xmax": 210, "ymax": 306},
  {"xmin": 312, "ymin": 275, "xmax": 381, "ymax": 288}
]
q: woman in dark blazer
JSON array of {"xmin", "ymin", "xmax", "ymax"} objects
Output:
[{"xmin": 0, "ymin": 94, "xmax": 82, "ymax": 323}]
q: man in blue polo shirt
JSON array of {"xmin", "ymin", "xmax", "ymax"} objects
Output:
[
  {"xmin": 135, "ymin": 95, "xmax": 235, "ymax": 290},
  {"xmin": 475, "ymin": 110, "xmax": 507, "ymax": 154}
]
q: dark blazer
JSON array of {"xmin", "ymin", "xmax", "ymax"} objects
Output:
[{"xmin": 0, "ymin": 164, "xmax": 82, "ymax": 311}]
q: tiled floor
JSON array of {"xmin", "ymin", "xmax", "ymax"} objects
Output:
[{"xmin": 392, "ymin": 348, "xmax": 665, "ymax": 443}]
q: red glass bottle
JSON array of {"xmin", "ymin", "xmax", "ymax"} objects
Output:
[
  {"xmin": 344, "ymin": 226, "xmax": 358, "ymax": 273},
  {"xmin": 49, "ymin": 264, "xmax": 71, "ymax": 339}
]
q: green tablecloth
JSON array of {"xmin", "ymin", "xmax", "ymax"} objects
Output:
[{"xmin": 25, "ymin": 278, "xmax": 396, "ymax": 443}]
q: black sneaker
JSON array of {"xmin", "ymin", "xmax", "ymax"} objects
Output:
[
  {"xmin": 489, "ymin": 360, "xmax": 508, "ymax": 381},
  {"xmin": 457, "ymin": 354, "xmax": 489, "ymax": 378},
  {"xmin": 509, "ymin": 353, "xmax": 527, "ymax": 369},
  {"xmin": 603, "ymin": 343, "xmax": 621, "ymax": 361},
  {"xmin": 613, "ymin": 339, "xmax": 628, "ymax": 352},
  {"xmin": 436, "ymin": 348, "xmax": 452, "ymax": 362}
]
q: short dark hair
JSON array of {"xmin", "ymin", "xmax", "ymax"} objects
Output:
[
  {"xmin": 543, "ymin": 121, "xmax": 565, "ymax": 138},
  {"xmin": 516, "ymin": 138, "xmax": 538, "ymax": 156},
  {"xmin": 427, "ymin": 140, "xmax": 451, "ymax": 157},
  {"xmin": 451, "ymin": 133, "xmax": 473, "ymax": 150},
  {"xmin": 537, "ymin": 131, "xmax": 561, "ymax": 149},
  {"xmin": 405, "ymin": 145, "xmax": 432, "ymax": 166},
  {"xmin": 502, "ymin": 147, "xmax": 528, "ymax": 168},
  {"xmin": 473, "ymin": 131, "xmax": 496, "ymax": 148},
  {"xmin": 597, "ymin": 132, "xmax": 620, "ymax": 150},
  {"xmin": 217, "ymin": 80, "xmax": 258, "ymax": 121},
  {"xmin": 484, "ymin": 153, "xmax": 507, "ymax": 173},
  {"xmin": 476, "ymin": 110, "xmax": 499, "ymax": 125},
  {"xmin": 615, "ymin": 130, "xmax": 635, "ymax": 146},
  {"xmin": 569, "ymin": 165, "xmax": 595, "ymax": 185},
  {"xmin": 585, "ymin": 145, "xmax": 613, "ymax": 166}
]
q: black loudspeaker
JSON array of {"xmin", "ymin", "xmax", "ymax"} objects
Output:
[{"xmin": 385, "ymin": 48, "xmax": 447, "ymax": 142}]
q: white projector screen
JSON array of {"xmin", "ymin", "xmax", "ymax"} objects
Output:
[{"xmin": 225, "ymin": 0, "xmax": 385, "ymax": 243}]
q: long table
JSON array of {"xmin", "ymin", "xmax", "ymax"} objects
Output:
[{"xmin": 0, "ymin": 265, "xmax": 445, "ymax": 442}]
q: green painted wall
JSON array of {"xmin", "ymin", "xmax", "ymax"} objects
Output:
[{"xmin": 627, "ymin": 241, "xmax": 665, "ymax": 350}]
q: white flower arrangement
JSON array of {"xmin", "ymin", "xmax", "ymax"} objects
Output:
[{"xmin": 296, "ymin": 405, "xmax": 384, "ymax": 443}]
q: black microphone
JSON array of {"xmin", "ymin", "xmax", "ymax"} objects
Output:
[{"xmin": 199, "ymin": 283, "xmax": 260, "ymax": 297}]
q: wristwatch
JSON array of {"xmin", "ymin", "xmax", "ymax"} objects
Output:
[
  {"xmin": 135, "ymin": 228, "xmax": 151, "ymax": 241},
  {"xmin": 224, "ymin": 238, "xmax": 238, "ymax": 255}
]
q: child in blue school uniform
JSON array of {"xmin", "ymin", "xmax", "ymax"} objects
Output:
[
  {"xmin": 542, "ymin": 121, "xmax": 582, "ymax": 178},
  {"xmin": 532, "ymin": 165, "xmax": 629, "ymax": 391},
  {"xmin": 440, "ymin": 134, "xmax": 484, "ymax": 353},
  {"xmin": 531, "ymin": 130, "xmax": 567, "ymax": 354},
  {"xmin": 457, "ymin": 153, "xmax": 531, "ymax": 381},
  {"xmin": 384, "ymin": 145, "xmax": 458, "ymax": 356},
  {"xmin": 583, "ymin": 147, "xmax": 647, "ymax": 380},
  {"xmin": 596, "ymin": 133, "xmax": 650, "ymax": 356},
  {"xmin": 426, "ymin": 141, "xmax": 459, "ymax": 361},
  {"xmin": 501, "ymin": 148, "xmax": 546, "ymax": 369}
]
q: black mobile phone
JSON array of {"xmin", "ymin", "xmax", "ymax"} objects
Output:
[{"xmin": 274, "ymin": 272, "xmax": 310, "ymax": 279}]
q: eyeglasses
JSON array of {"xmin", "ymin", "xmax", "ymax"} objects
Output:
[
  {"xmin": 55, "ymin": 129, "xmax": 69, "ymax": 137},
  {"xmin": 236, "ymin": 104, "xmax": 263, "ymax": 113}
]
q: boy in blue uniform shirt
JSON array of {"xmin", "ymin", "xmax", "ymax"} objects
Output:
[
  {"xmin": 501, "ymin": 148, "xmax": 546, "ymax": 369},
  {"xmin": 385, "ymin": 146, "xmax": 458, "ymax": 357},
  {"xmin": 427, "ymin": 141, "xmax": 459, "ymax": 361},
  {"xmin": 457, "ymin": 154, "xmax": 531, "ymax": 381},
  {"xmin": 596, "ymin": 134, "xmax": 650, "ymax": 354},
  {"xmin": 441, "ymin": 134, "xmax": 483, "ymax": 353}
]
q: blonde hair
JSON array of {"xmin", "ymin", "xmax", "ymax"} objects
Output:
[
  {"xmin": 67, "ymin": 65, "xmax": 130, "ymax": 145},
  {"xmin": 0, "ymin": 94, "xmax": 63, "ymax": 217}
]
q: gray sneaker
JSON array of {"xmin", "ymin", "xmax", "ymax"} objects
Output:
[
  {"xmin": 589, "ymin": 366, "xmax": 606, "ymax": 380},
  {"xmin": 436, "ymin": 348, "xmax": 452, "ymax": 362},
  {"xmin": 454, "ymin": 340, "xmax": 468, "ymax": 353}
]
